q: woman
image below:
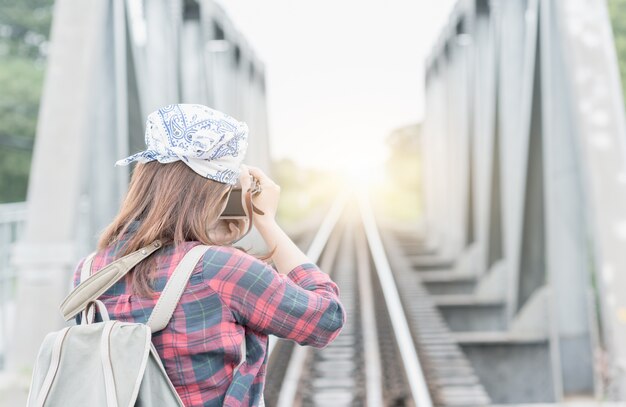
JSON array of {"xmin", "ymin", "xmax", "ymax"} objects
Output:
[{"xmin": 72, "ymin": 104, "xmax": 346, "ymax": 406}]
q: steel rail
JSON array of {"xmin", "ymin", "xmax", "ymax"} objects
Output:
[
  {"xmin": 355, "ymin": 223, "xmax": 385, "ymax": 407},
  {"xmin": 358, "ymin": 189, "xmax": 434, "ymax": 407}
]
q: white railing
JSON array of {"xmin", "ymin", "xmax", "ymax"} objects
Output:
[{"xmin": 0, "ymin": 202, "xmax": 27, "ymax": 370}]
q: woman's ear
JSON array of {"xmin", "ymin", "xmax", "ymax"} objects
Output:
[{"xmin": 207, "ymin": 219, "xmax": 247, "ymax": 245}]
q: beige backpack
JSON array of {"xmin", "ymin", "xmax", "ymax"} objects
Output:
[{"xmin": 27, "ymin": 242, "xmax": 210, "ymax": 406}]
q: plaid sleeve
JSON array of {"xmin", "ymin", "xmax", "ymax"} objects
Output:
[{"xmin": 202, "ymin": 247, "xmax": 346, "ymax": 348}]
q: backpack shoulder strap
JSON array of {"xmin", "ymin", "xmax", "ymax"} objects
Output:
[
  {"xmin": 147, "ymin": 245, "xmax": 211, "ymax": 333},
  {"xmin": 60, "ymin": 240, "xmax": 163, "ymax": 321},
  {"xmin": 79, "ymin": 252, "xmax": 96, "ymax": 284}
]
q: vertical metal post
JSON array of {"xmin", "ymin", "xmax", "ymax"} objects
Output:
[
  {"xmin": 557, "ymin": 0, "xmax": 626, "ymax": 398},
  {"xmin": 114, "ymin": 0, "xmax": 129, "ymax": 192}
]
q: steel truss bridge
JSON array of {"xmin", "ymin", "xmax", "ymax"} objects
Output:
[{"xmin": 3, "ymin": 0, "xmax": 626, "ymax": 405}]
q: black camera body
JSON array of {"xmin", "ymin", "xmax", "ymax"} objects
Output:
[{"xmin": 220, "ymin": 187, "xmax": 246, "ymax": 219}]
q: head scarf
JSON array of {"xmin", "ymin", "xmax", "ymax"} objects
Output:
[{"xmin": 115, "ymin": 104, "xmax": 249, "ymax": 185}]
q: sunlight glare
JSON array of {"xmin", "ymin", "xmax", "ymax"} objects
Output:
[{"xmin": 340, "ymin": 157, "xmax": 386, "ymax": 191}]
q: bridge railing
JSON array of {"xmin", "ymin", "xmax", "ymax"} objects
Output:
[{"xmin": 0, "ymin": 202, "xmax": 27, "ymax": 370}]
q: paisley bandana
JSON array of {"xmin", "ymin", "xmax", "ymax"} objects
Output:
[{"xmin": 115, "ymin": 104, "xmax": 249, "ymax": 185}]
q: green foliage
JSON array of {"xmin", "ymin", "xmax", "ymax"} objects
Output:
[
  {"xmin": 609, "ymin": 0, "xmax": 626, "ymax": 101},
  {"xmin": 0, "ymin": 148, "xmax": 32, "ymax": 203},
  {"xmin": 0, "ymin": 57, "xmax": 45, "ymax": 202},
  {"xmin": 0, "ymin": 0, "xmax": 53, "ymax": 59},
  {"xmin": 0, "ymin": 0, "xmax": 53, "ymax": 203}
]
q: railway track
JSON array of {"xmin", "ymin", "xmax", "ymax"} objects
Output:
[{"xmin": 264, "ymin": 193, "xmax": 491, "ymax": 407}]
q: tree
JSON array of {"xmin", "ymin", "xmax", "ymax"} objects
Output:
[{"xmin": 0, "ymin": 0, "xmax": 54, "ymax": 203}]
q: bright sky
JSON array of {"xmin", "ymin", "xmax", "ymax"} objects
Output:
[{"xmin": 217, "ymin": 0, "xmax": 456, "ymax": 175}]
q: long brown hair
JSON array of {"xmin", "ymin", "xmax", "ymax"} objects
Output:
[{"xmin": 99, "ymin": 161, "xmax": 268, "ymax": 297}]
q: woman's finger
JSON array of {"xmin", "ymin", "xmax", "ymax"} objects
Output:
[
  {"xmin": 247, "ymin": 166, "xmax": 278, "ymax": 187},
  {"xmin": 246, "ymin": 165, "xmax": 269, "ymax": 181}
]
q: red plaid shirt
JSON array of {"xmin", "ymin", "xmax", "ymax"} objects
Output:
[{"xmin": 72, "ymin": 227, "xmax": 345, "ymax": 406}]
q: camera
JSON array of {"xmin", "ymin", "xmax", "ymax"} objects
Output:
[
  {"xmin": 219, "ymin": 175, "xmax": 261, "ymax": 219},
  {"xmin": 220, "ymin": 186, "xmax": 246, "ymax": 218}
]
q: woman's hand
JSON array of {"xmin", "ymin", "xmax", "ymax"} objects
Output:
[
  {"xmin": 239, "ymin": 164, "xmax": 313, "ymax": 273},
  {"xmin": 240, "ymin": 164, "xmax": 280, "ymax": 228}
]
